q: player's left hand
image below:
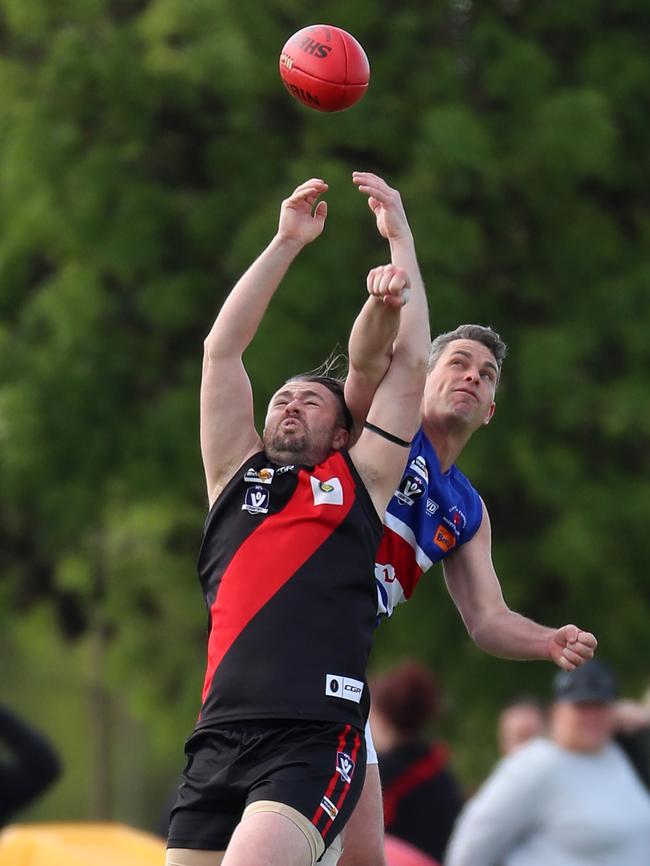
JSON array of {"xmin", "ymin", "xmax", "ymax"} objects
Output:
[
  {"xmin": 353, "ymin": 172, "xmax": 413, "ymax": 244},
  {"xmin": 548, "ymin": 624, "xmax": 598, "ymax": 671}
]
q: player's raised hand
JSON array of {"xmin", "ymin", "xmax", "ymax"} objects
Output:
[
  {"xmin": 277, "ymin": 178, "xmax": 328, "ymax": 247},
  {"xmin": 353, "ymin": 171, "xmax": 412, "ymax": 244},
  {"xmin": 367, "ymin": 264, "xmax": 411, "ymax": 309},
  {"xmin": 548, "ymin": 624, "xmax": 598, "ymax": 671}
]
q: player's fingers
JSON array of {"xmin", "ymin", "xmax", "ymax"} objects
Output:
[
  {"xmin": 387, "ymin": 268, "xmax": 409, "ymax": 294},
  {"xmin": 288, "ymin": 180, "xmax": 328, "ymax": 202},
  {"xmin": 560, "ymin": 624, "xmax": 579, "ymax": 645},
  {"xmin": 577, "ymin": 631, "xmax": 598, "ymax": 651},
  {"xmin": 367, "ymin": 265, "xmax": 392, "ymax": 296},
  {"xmin": 562, "ymin": 647, "xmax": 588, "ymax": 667}
]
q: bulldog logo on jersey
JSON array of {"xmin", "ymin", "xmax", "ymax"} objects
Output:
[
  {"xmin": 395, "ymin": 473, "xmax": 426, "ymax": 506},
  {"xmin": 311, "ymin": 476, "xmax": 343, "ymax": 506},
  {"xmin": 336, "ymin": 751, "xmax": 356, "ymax": 784},
  {"xmin": 242, "ymin": 485, "xmax": 270, "ymax": 514}
]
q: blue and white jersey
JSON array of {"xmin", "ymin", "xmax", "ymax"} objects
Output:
[{"xmin": 374, "ymin": 428, "xmax": 484, "ymax": 618}]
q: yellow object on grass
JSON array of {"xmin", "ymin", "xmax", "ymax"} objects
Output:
[{"xmin": 0, "ymin": 822, "xmax": 166, "ymax": 865}]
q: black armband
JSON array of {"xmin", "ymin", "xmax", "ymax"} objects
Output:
[{"xmin": 364, "ymin": 422, "xmax": 412, "ymax": 448}]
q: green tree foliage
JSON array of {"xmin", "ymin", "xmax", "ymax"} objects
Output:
[{"xmin": 0, "ymin": 0, "xmax": 648, "ymax": 816}]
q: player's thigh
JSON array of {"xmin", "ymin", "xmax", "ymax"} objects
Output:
[
  {"xmin": 222, "ymin": 809, "xmax": 312, "ymax": 866},
  {"xmin": 166, "ymin": 849, "xmax": 225, "ymax": 866},
  {"xmin": 338, "ymin": 763, "xmax": 386, "ymax": 866},
  {"xmin": 250, "ymin": 721, "xmax": 366, "ymax": 860}
]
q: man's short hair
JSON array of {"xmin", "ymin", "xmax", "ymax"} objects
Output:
[
  {"xmin": 428, "ymin": 324, "xmax": 507, "ymax": 384},
  {"xmin": 286, "ymin": 373, "xmax": 354, "ymax": 432}
]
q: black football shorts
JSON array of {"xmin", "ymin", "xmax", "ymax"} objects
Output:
[{"xmin": 167, "ymin": 719, "xmax": 366, "ymax": 858}]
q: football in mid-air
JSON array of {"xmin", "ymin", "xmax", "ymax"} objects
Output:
[{"xmin": 279, "ymin": 24, "xmax": 370, "ymax": 113}]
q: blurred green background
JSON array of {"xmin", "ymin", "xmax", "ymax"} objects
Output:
[{"xmin": 0, "ymin": 0, "xmax": 648, "ymax": 834}]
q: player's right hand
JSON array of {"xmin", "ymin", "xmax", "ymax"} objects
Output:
[{"xmin": 277, "ymin": 179, "xmax": 328, "ymax": 247}]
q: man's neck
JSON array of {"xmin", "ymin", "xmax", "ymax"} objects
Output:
[{"xmin": 421, "ymin": 416, "xmax": 473, "ymax": 473}]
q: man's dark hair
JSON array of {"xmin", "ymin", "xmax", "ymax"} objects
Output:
[
  {"xmin": 287, "ymin": 373, "xmax": 354, "ymax": 433},
  {"xmin": 428, "ymin": 324, "xmax": 507, "ymax": 384}
]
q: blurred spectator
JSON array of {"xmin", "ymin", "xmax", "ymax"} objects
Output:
[
  {"xmin": 497, "ymin": 696, "xmax": 546, "ymax": 756},
  {"xmin": 613, "ymin": 686, "xmax": 650, "ymax": 791},
  {"xmin": 445, "ymin": 659, "xmax": 650, "ymax": 865},
  {"xmin": 0, "ymin": 703, "xmax": 61, "ymax": 827},
  {"xmin": 370, "ymin": 659, "xmax": 463, "ymax": 864}
]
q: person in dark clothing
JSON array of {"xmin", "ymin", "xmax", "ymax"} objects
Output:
[
  {"xmin": 369, "ymin": 660, "xmax": 462, "ymax": 864},
  {"xmin": 0, "ymin": 703, "xmax": 61, "ymax": 827}
]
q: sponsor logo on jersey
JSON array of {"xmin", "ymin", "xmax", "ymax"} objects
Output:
[
  {"xmin": 374, "ymin": 562, "xmax": 396, "ymax": 584},
  {"xmin": 242, "ymin": 485, "xmax": 270, "ymax": 514},
  {"xmin": 325, "ymin": 674, "xmax": 364, "ymax": 704},
  {"xmin": 275, "ymin": 464, "xmax": 294, "ymax": 475},
  {"xmin": 433, "ymin": 523, "xmax": 456, "ymax": 552},
  {"xmin": 320, "ymin": 795, "xmax": 339, "ymax": 820},
  {"xmin": 426, "ymin": 498, "xmax": 439, "ymax": 517},
  {"xmin": 311, "ymin": 476, "xmax": 343, "ymax": 506},
  {"xmin": 336, "ymin": 751, "xmax": 356, "ymax": 784},
  {"xmin": 244, "ymin": 467, "xmax": 275, "ymax": 485},
  {"xmin": 395, "ymin": 473, "xmax": 426, "ymax": 506},
  {"xmin": 408, "ymin": 455, "xmax": 429, "ymax": 482}
]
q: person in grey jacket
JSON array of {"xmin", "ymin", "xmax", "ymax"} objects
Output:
[{"xmin": 444, "ymin": 660, "xmax": 650, "ymax": 866}]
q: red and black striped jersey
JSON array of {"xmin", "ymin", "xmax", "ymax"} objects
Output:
[{"xmin": 196, "ymin": 449, "xmax": 382, "ymax": 730}]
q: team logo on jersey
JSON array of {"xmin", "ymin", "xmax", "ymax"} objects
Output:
[
  {"xmin": 242, "ymin": 485, "xmax": 270, "ymax": 514},
  {"xmin": 426, "ymin": 498, "xmax": 439, "ymax": 517},
  {"xmin": 408, "ymin": 455, "xmax": 429, "ymax": 482},
  {"xmin": 395, "ymin": 473, "xmax": 426, "ymax": 506},
  {"xmin": 325, "ymin": 674, "xmax": 364, "ymax": 704},
  {"xmin": 244, "ymin": 467, "xmax": 275, "ymax": 485},
  {"xmin": 320, "ymin": 795, "xmax": 339, "ymax": 820},
  {"xmin": 433, "ymin": 524, "xmax": 456, "ymax": 552},
  {"xmin": 336, "ymin": 751, "xmax": 356, "ymax": 784},
  {"xmin": 374, "ymin": 562, "xmax": 396, "ymax": 584},
  {"xmin": 311, "ymin": 476, "xmax": 343, "ymax": 506},
  {"xmin": 444, "ymin": 506, "xmax": 467, "ymax": 537}
]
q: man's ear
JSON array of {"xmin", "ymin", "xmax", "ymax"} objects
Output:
[
  {"xmin": 483, "ymin": 401, "xmax": 496, "ymax": 425},
  {"xmin": 332, "ymin": 427, "xmax": 350, "ymax": 451}
]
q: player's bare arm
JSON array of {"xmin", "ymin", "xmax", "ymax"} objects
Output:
[
  {"xmin": 346, "ymin": 172, "xmax": 430, "ymax": 429},
  {"xmin": 350, "ymin": 267, "xmax": 428, "ymax": 518},
  {"xmin": 443, "ymin": 501, "xmax": 597, "ymax": 670},
  {"xmin": 345, "ymin": 265, "xmax": 407, "ymax": 441},
  {"xmin": 201, "ymin": 179, "xmax": 328, "ymax": 505}
]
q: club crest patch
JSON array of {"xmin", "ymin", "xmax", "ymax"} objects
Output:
[{"xmin": 311, "ymin": 476, "xmax": 343, "ymax": 506}]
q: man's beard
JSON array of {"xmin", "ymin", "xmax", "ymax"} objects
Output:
[{"xmin": 264, "ymin": 429, "xmax": 313, "ymax": 463}]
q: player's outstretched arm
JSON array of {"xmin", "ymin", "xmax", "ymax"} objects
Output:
[
  {"xmin": 349, "ymin": 268, "xmax": 428, "ymax": 518},
  {"xmin": 345, "ymin": 265, "xmax": 407, "ymax": 441},
  {"xmin": 443, "ymin": 502, "xmax": 597, "ymax": 670},
  {"xmin": 346, "ymin": 172, "xmax": 430, "ymax": 436},
  {"xmin": 201, "ymin": 179, "xmax": 328, "ymax": 505}
]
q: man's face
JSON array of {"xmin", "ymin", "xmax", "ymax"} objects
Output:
[
  {"xmin": 551, "ymin": 700, "xmax": 615, "ymax": 753},
  {"xmin": 498, "ymin": 704, "xmax": 546, "ymax": 756},
  {"xmin": 263, "ymin": 381, "xmax": 349, "ymax": 465},
  {"xmin": 424, "ymin": 339, "xmax": 498, "ymax": 433}
]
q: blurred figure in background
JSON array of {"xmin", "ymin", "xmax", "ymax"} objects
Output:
[
  {"xmin": 370, "ymin": 659, "xmax": 463, "ymax": 865},
  {"xmin": 497, "ymin": 696, "xmax": 546, "ymax": 757},
  {"xmin": 445, "ymin": 659, "xmax": 650, "ymax": 866},
  {"xmin": 0, "ymin": 703, "xmax": 61, "ymax": 828},
  {"xmin": 613, "ymin": 685, "xmax": 650, "ymax": 791}
]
